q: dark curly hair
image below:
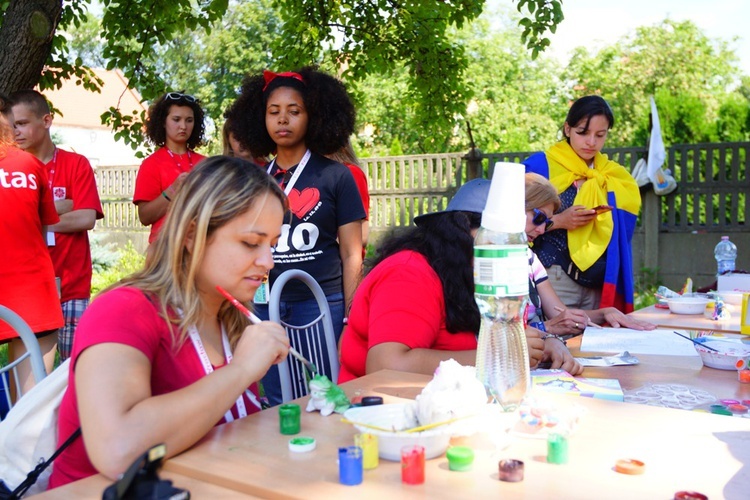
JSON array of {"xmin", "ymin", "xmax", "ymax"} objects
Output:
[
  {"xmin": 225, "ymin": 67, "xmax": 355, "ymax": 157},
  {"xmin": 145, "ymin": 91, "xmax": 206, "ymax": 149},
  {"xmin": 370, "ymin": 211, "xmax": 480, "ymax": 334}
]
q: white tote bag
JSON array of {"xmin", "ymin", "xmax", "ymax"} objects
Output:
[{"xmin": 0, "ymin": 359, "xmax": 70, "ymax": 496}]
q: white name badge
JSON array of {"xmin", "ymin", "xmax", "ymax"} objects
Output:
[{"xmin": 253, "ymin": 280, "xmax": 270, "ymax": 305}]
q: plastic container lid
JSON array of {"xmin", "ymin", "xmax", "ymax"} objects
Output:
[
  {"xmin": 615, "ymin": 458, "xmax": 645, "ymax": 475},
  {"xmin": 446, "ymin": 446, "xmax": 474, "ymax": 471},
  {"xmin": 288, "ymin": 437, "xmax": 316, "ymax": 453}
]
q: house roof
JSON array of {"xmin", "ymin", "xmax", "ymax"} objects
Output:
[{"xmin": 43, "ymin": 68, "xmax": 146, "ymax": 130}]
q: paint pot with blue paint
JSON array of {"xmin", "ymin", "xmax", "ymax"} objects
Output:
[{"xmin": 338, "ymin": 446, "xmax": 363, "ymax": 485}]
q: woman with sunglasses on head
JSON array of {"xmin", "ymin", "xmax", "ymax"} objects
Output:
[
  {"xmin": 134, "ymin": 92, "xmax": 206, "ymax": 244},
  {"xmin": 225, "ymin": 68, "xmax": 365, "ymax": 405},
  {"xmin": 338, "ymin": 179, "xmax": 582, "ymax": 384},
  {"xmin": 523, "ymin": 96, "xmax": 641, "ymax": 313},
  {"xmin": 524, "ymin": 173, "xmax": 655, "ymax": 336}
]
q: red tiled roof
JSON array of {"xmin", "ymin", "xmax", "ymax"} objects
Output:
[{"xmin": 42, "ymin": 68, "xmax": 146, "ymax": 130}]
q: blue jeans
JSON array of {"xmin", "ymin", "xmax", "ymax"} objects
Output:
[{"xmin": 256, "ymin": 292, "xmax": 344, "ymax": 407}]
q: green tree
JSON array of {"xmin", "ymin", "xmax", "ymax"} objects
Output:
[
  {"xmin": 716, "ymin": 93, "xmax": 750, "ymax": 142},
  {"xmin": 1, "ymin": 0, "xmax": 565, "ymax": 150},
  {"xmin": 143, "ymin": 0, "xmax": 281, "ymax": 152},
  {"xmin": 562, "ymin": 19, "xmax": 741, "ymax": 146},
  {"xmin": 458, "ymin": 7, "xmax": 565, "ymax": 153},
  {"xmin": 351, "ymin": 5, "xmax": 566, "ymax": 155}
]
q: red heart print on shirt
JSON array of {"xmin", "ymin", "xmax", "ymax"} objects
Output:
[{"xmin": 288, "ymin": 187, "xmax": 320, "ymax": 219}]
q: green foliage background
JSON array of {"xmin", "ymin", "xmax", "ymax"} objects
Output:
[{"xmin": 57, "ymin": 2, "xmax": 750, "ymax": 159}]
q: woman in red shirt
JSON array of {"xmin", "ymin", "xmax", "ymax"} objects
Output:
[
  {"xmin": 50, "ymin": 157, "xmax": 290, "ymax": 488},
  {"xmin": 339, "ymin": 179, "xmax": 581, "ymax": 382},
  {"xmin": 133, "ymin": 92, "xmax": 206, "ymax": 243}
]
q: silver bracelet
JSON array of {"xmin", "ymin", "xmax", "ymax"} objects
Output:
[{"xmin": 541, "ymin": 334, "xmax": 567, "ymax": 346}]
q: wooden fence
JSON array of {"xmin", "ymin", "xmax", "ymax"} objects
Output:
[{"xmin": 94, "ymin": 142, "xmax": 749, "ymax": 288}]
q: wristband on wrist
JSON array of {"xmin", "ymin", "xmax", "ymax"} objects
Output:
[
  {"xmin": 541, "ymin": 334, "xmax": 566, "ymax": 346},
  {"xmin": 162, "ymin": 191, "xmax": 172, "ymax": 202},
  {"xmin": 529, "ymin": 321, "xmax": 546, "ymax": 332}
]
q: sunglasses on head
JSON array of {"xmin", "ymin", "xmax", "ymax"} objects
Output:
[
  {"xmin": 531, "ymin": 208, "xmax": 554, "ymax": 230},
  {"xmin": 165, "ymin": 92, "xmax": 197, "ymax": 103}
]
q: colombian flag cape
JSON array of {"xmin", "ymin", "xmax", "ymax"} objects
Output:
[{"xmin": 524, "ymin": 142, "xmax": 641, "ymax": 312}]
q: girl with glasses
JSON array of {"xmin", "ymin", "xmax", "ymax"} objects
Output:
[
  {"xmin": 134, "ymin": 91, "xmax": 207, "ymax": 244},
  {"xmin": 523, "ymin": 96, "xmax": 641, "ymax": 313},
  {"xmin": 224, "ymin": 68, "xmax": 365, "ymax": 405},
  {"xmin": 524, "ymin": 173, "xmax": 655, "ymax": 335}
]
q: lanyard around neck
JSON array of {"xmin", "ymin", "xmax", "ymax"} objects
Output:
[
  {"xmin": 166, "ymin": 148, "xmax": 193, "ymax": 171},
  {"xmin": 46, "ymin": 148, "xmax": 58, "ymax": 189},
  {"xmin": 187, "ymin": 324, "xmax": 261, "ymax": 420},
  {"xmin": 266, "ymin": 149, "xmax": 311, "ymax": 195}
]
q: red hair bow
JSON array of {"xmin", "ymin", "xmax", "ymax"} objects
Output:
[{"xmin": 262, "ymin": 70, "xmax": 305, "ymax": 91}]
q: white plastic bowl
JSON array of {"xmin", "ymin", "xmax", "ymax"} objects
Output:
[
  {"xmin": 693, "ymin": 337, "xmax": 750, "ymax": 370},
  {"xmin": 667, "ymin": 296, "xmax": 709, "ymax": 315},
  {"xmin": 343, "ymin": 403, "xmax": 452, "ymax": 461},
  {"xmin": 715, "ymin": 291, "xmax": 746, "ymax": 306}
]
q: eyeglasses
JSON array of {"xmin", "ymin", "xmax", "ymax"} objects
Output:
[
  {"xmin": 531, "ymin": 208, "xmax": 554, "ymax": 230},
  {"xmin": 165, "ymin": 92, "xmax": 197, "ymax": 103}
]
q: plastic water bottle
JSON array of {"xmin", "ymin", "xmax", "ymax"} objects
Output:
[
  {"xmin": 714, "ymin": 236, "xmax": 737, "ymax": 277},
  {"xmin": 474, "ymin": 163, "xmax": 530, "ymax": 411}
]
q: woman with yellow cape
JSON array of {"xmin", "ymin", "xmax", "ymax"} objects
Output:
[{"xmin": 523, "ymin": 96, "xmax": 641, "ymax": 313}]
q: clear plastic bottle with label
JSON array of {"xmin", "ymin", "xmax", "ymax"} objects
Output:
[
  {"xmin": 474, "ymin": 162, "xmax": 530, "ymax": 411},
  {"xmin": 714, "ymin": 236, "xmax": 737, "ymax": 277}
]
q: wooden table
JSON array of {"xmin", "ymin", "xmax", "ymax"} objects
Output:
[
  {"xmin": 155, "ymin": 369, "xmax": 749, "ymax": 500},
  {"xmin": 566, "ymin": 335, "xmax": 750, "ymax": 401},
  {"xmin": 629, "ymin": 304, "xmax": 741, "ymax": 333},
  {"xmin": 39, "ymin": 322, "xmax": 750, "ymax": 499},
  {"xmin": 30, "ymin": 470, "xmax": 260, "ymax": 499}
]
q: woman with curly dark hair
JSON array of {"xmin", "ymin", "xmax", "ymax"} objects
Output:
[
  {"xmin": 225, "ymin": 68, "xmax": 365, "ymax": 405},
  {"xmin": 133, "ymin": 91, "xmax": 207, "ymax": 243},
  {"xmin": 338, "ymin": 179, "xmax": 581, "ymax": 383}
]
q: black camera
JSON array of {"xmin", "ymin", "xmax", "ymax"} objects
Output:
[{"xmin": 102, "ymin": 444, "xmax": 189, "ymax": 500}]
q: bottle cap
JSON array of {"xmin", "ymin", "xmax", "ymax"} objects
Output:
[
  {"xmin": 446, "ymin": 446, "xmax": 474, "ymax": 471},
  {"xmin": 482, "ymin": 162, "xmax": 525, "ymax": 233},
  {"xmin": 361, "ymin": 396, "xmax": 384, "ymax": 406},
  {"xmin": 615, "ymin": 458, "xmax": 645, "ymax": 475},
  {"xmin": 674, "ymin": 491, "xmax": 708, "ymax": 500},
  {"xmin": 288, "ymin": 437, "xmax": 316, "ymax": 452}
]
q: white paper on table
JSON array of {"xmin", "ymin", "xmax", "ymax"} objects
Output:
[
  {"xmin": 575, "ymin": 351, "xmax": 640, "ymax": 367},
  {"xmin": 579, "ymin": 328, "xmax": 700, "ymax": 357}
]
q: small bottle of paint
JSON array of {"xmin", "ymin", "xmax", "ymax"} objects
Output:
[
  {"xmin": 736, "ymin": 357, "xmax": 750, "ymax": 383},
  {"xmin": 547, "ymin": 433, "xmax": 569, "ymax": 464},
  {"xmin": 279, "ymin": 403, "xmax": 301, "ymax": 435},
  {"xmin": 498, "ymin": 459, "xmax": 525, "ymax": 482},
  {"xmin": 354, "ymin": 433, "xmax": 378, "ymax": 469},
  {"xmin": 338, "ymin": 446, "xmax": 363, "ymax": 485},
  {"xmin": 401, "ymin": 445, "xmax": 425, "ymax": 485}
]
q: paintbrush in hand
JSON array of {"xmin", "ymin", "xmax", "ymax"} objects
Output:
[{"xmin": 216, "ymin": 285, "xmax": 318, "ymax": 374}]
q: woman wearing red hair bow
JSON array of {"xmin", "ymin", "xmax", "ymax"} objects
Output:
[{"xmin": 225, "ymin": 68, "xmax": 365, "ymax": 405}]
